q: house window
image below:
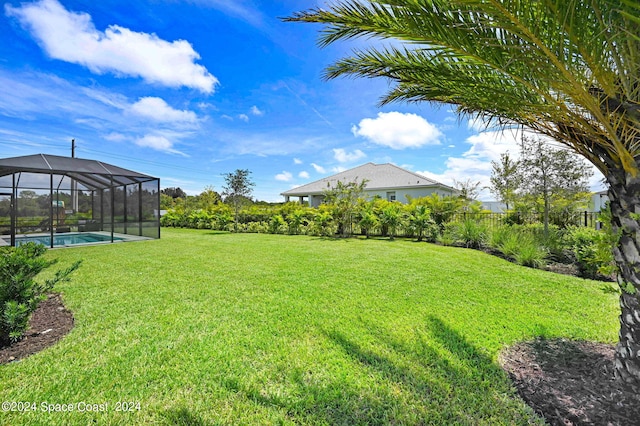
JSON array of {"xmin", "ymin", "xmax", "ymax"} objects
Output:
[{"xmin": 386, "ymin": 191, "xmax": 396, "ymax": 202}]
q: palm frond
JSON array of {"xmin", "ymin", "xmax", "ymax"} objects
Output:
[{"xmin": 286, "ymin": 0, "xmax": 640, "ymax": 175}]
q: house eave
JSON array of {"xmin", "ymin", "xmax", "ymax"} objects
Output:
[{"xmin": 281, "ymin": 183, "xmax": 457, "ymax": 197}]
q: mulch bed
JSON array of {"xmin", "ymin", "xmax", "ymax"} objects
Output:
[
  {"xmin": 499, "ymin": 338, "xmax": 640, "ymax": 425},
  {"xmin": 0, "ymin": 293, "xmax": 74, "ymax": 364},
  {"xmin": 1, "ymin": 291, "xmax": 639, "ymax": 425}
]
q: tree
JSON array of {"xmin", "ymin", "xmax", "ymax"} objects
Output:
[
  {"xmin": 518, "ymin": 137, "xmax": 593, "ymax": 234},
  {"xmin": 490, "ymin": 153, "xmax": 521, "ymax": 211},
  {"xmin": 453, "ymin": 178, "xmax": 482, "ymax": 202},
  {"xmin": 357, "ymin": 200, "xmax": 379, "ymax": 239},
  {"xmin": 406, "ymin": 204, "xmax": 434, "ymax": 242},
  {"xmin": 323, "ymin": 179, "xmax": 367, "ymax": 237},
  {"xmin": 221, "ymin": 169, "xmax": 255, "ymax": 232},
  {"xmin": 421, "ymin": 193, "xmax": 464, "ymax": 228},
  {"xmin": 378, "ymin": 202, "xmax": 404, "ymax": 241},
  {"xmin": 197, "ymin": 186, "xmax": 222, "ymax": 212},
  {"xmin": 160, "ymin": 193, "xmax": 175, "ymax": 210},
  {"xmin": 161, "ymin": 187, "xmax": 187, "ymax": 199},
  {"xmin": 288, "ymin": 1, "xmax": 640, "ymax": 384}
]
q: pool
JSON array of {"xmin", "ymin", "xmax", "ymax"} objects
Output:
[{"xmin": 13, "ymin": 233, "xmax": 124, "ymax": 247}]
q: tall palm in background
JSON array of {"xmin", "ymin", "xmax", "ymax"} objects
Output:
[{"xmin": 287, "ymin": 0, "xmax": 640, "ymax": 384}]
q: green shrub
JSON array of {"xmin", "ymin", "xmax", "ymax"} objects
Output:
[
  {"xmin": 513, "ymin": 236, "xmax": 548, "ymax": 268},
  {"xmin": 358, "ymin": 210, "xmax": 379, "ymax": 239},
  {"xmin": 503, "ymin": 211, "xmax": 525, "ymax": 226},
  {"xmin": 213, "ymin": 211, "xmax": 234, "ymax": 231},
  {"xmin": 458, "ymin": 219, "xmax": 488, "ymax": 249},
  {"xmin": 285, "ymin": 209, "xmax": 306, "ymax": 235},
  {"xmin": 493, "ymin": 226, "xmax": 547, "ymax": 268},
  {"xmin": 268, "ymin": 215, "xmax": 287, "ymax": 234},
  {"xmin": 520, "ymin": 223, "xmax": 565, "ymax": 260},
  {"xmin": 489, "ymin": 225, "xmax": 512, "ymax": 250},
  {"xmin": 160, "ymin": 210, "xmax": 185, "ymax": 227},
  {"xmin": 438, "ymin": 222, "xmax": 459, "ymax": 246},
  {"xmin": 497, "ymin": 230, "xmax": 521, "ymax": 258},
  {"xmin": 246, "ymin": 221, "xmax": 268, "ymax": 233},
  {"xmin": 565, "ymin": 226, "xmax": 617, "ymax": 278},
  {"xmin": 308, "ymin": 211, "xmax": 335, "ymax": 237},
  {"xmin": 423, "ymin": 221, "xmax": 440, "ymax": 243},
  {"xmin": 0, "ymin": 243, "xmax": 81, "ymax": 344}
]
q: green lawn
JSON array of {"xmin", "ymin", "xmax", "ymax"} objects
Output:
[{"xmin": 0, "ymin": 228, "xmax": 619, "ymax": 425}]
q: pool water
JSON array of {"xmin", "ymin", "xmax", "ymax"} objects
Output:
[{"xmin": 15, "ymin": 233, "xmax": 124, "ymax": 247}]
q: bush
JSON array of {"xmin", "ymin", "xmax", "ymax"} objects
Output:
[
  {"xmin": 268, "ymin": 215, "xmax": 287, "ymax": 234},
  {"xmin": 496, "ymin": 230, "xmax": 521, "ymax": 258},
  {"xmin": 308, "ymin": 211, "xmax": 335, "ymax": 237},
  {"xmin": 492, "ymin": 226, "xmax": 548, "ymax": 268},
  {"xmin": 458, "ymin": 219, "xmax": 488, "ymax": 249},
  {"xmin": 246, "ymin": 221, "xmax": 269, "ymax": 234},
  {"xmin": 513, "ymin": 236, "xmax": 548, "ymax": 268},
  {"xmin": 0, "ymin": 243, "xmax": 81, "ymax": 344},
  {"xmin": 438, "ymin": 222, "xmax": 459, "ymax": 246},
  {"xmin": 520, "ymin": 223, "xmax": 565, "ymax": 260},
  {"xmin": 423, "ymin": 221, "xmax": 440, "ymax": 243},
  {"xmin": 565, "ymin": 226, "xmax": 617, "ymax": 278},
  {"xmin": 160, "ymin": 210, "xmax": 185, "ymax": 227},
  {"xmin": 489, "ymin": 225, "xmax": 512, "ymax": 250}
]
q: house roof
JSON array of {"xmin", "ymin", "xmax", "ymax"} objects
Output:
[
  {"xmin": 0, "ymin": 154, "xmax": 157, "ymax": 190},
  {"xmin": 281, "ymin": 163, "xmax": 455, "ymax": 196}
]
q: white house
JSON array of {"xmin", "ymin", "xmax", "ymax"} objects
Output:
[
  {"xmin": 281, "ymin": 162, "xmax": 458, "ymax": 207},
  {"xmin": 590, "ymin": 190, "xmax": 609, "ymax": 212}
]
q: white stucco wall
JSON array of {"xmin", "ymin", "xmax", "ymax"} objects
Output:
[
  {"xmin": 298, "ymin": 187, "xmax": 456, "ymax": 207},
  {"xmin": 365, "ymin": 187, "xmax": 455, "ymax": 203}
]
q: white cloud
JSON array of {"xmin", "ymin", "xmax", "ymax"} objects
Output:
[
  {"xmin": 352, "ymin": 111, "xmax": 442, "ymax": 149},
  {"xmin": 311, "ymin": 163, "xmax": 326, "ymax": 173},
  {"xmin": 418, "ymin": 128, "xmax": 524, "ymax": 198},
  {"xmin": 104, "ymin": 132, "xmax": 126, "ymax": 142},
  {"xmin": 197, "ymin": 102, "xmax": 215, "ymax": 110},
  {"xmin": 275, "ymin": 171, "xmax": 293, "ymax": 182},
  {"xmin": 135, "ymin": 134, "xmax": 187, "ymax": 156},
  {"xmin": 190, "ymin": 0, "xmax": 266, "ymax": 29},
  {"xmin": 333, "ymin": 148, "xmax": 366, "ymax": 163},
  {"xmin": 293, "ymin": 158, "xmax": 303, "ymax": 165},
  {"xmin": 298, "ymin": 171, "xmax": 310, "ymax": 179},
  {"xmin": 238, "ymin": 114, "xmax": 249, "ymax": 122},
  {"xmin": 331, "ymin": 166, "xmax": 347, "ymax": 173},
  {"xmin": 418, "ymin": 127, "xmax": 605, "ymax": 200},
  {"xmin": 129, "ymin": 97, "xmax": 198, "ymax": 123},
  {"xmin": 220, "ymin": 132, "xmax": 326, "ymax": 157},
  {"xmin": 250, "ymin": 105, "xmax": 264, "ymax": 116},
  {"xmin": 6, "ymin": 0, "xmax": 218, "ymax": 93}
]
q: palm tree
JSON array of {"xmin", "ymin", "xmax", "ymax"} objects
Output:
[
  {"xmin": 287, "ymin": 1, "xmax": 640, "ymax": 384},
  {"xmin": 379, "ymin": 203, "xmax": 404, "ymax": 240},
  {"xmin": 358, "ymin": 205, "xmax": 380, "ymax": 238},
  {"xmin": 407, "ymin": 204, "xmax": 433, "ymax": 242}
]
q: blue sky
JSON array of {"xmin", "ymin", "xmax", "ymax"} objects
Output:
[{"xmin": 0, "ymin": 0, "xmax": 604, "ymax": 201}]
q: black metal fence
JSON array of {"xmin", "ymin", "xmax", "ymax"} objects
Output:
[{"xmin": 446, "ymin": 211, "xmax": 601, "ymax": 229}]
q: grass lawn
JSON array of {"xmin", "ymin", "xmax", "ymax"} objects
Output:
[{"xmin": 0, "ymin": 228, "xmax": 619, "ymax": 425}]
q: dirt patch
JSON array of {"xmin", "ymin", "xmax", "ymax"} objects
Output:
[
  {"xmin": 0, "ymin": 293, "xmax": 74, "ymax": 365},
  {"xmin": 500, "ymin": 338, "xmax": 640, "ymax": 425}
]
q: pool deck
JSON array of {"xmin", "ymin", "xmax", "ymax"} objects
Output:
[{"xmin": 0, "ymin": 231, "xmax": 152, "ymax": 247}]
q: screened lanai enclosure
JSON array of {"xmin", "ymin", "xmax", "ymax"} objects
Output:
[{"xmin": 0, "ymin": 154, "xmax": 160, "ymax": 248}]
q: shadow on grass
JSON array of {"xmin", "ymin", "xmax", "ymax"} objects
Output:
[
  {"xmin": 203, "ymin": 231, "xmax": 231, "ymax": 236},
  {"xmin": 161, "ymin": 407, "xmax": 211, "ymax": 426},
  {"xmin": 220, "ymin": 316, "xmax": 531, "ymax": 424}
]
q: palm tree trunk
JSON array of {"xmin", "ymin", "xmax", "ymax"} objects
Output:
[{"xmin": 607, "ymin": 170, "xmax": 640, "ymax": 387}]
